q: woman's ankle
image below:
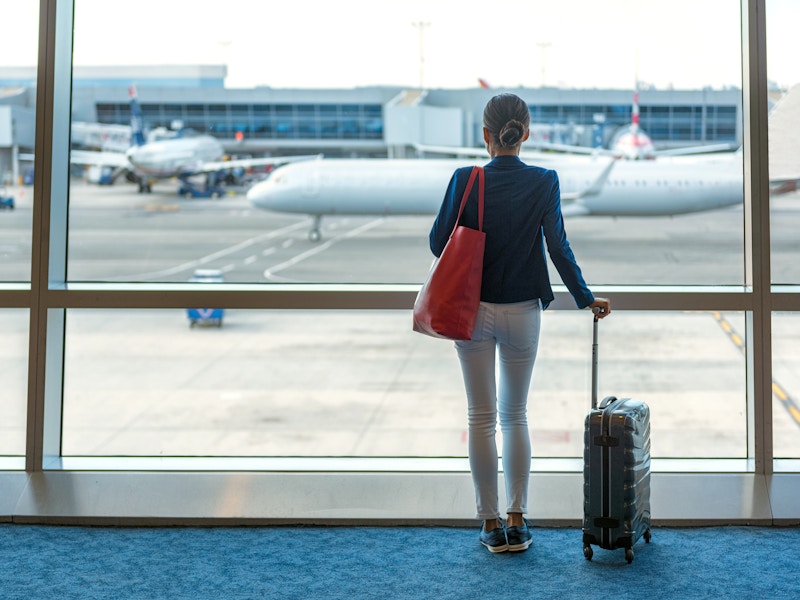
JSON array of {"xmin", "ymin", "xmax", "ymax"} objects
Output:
[
  {"xmin": 483, "ymin": 518, "xmax": 502, "ymax": 531},
  {"xmin": 506, "ymin": 513, "xmax": 525, "ymax": 527}
]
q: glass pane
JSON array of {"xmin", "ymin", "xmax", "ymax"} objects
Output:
[
  {"xmin": 67, "ymin": 0, "xmax": 744, "ymax": 286},
  {"xmin": 61, "ymin": 310, "xmax": 746, "ymax": 459},
  {"xmin": 768, "ymin": 0, "xmax": 800, "ymax": 283},
  {"xmin": 0, "ymin": 3, "xmax": 37, "ymax": 282},
  {"xmin": 0, "ymin": 310, "xmax": 30, "ymax": 456},
  {"xmin": 772, "ymin": 313, "xmax": 800, "ymax": 458}
]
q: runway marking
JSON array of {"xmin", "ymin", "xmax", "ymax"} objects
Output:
[
  {"xmin": 244, "ymin": 255, "xmax": 257, "ymax": 265},
  {"xmin": 263, "ymin": 218, "xmax": 385, "ymax": 281},
  {"xmin": 711, "ymin": 312, "xmax": 800, "ymax": 428},
  {"xmin": 104, "ymin": 219, "xmax": 312, "ymax": 281}
]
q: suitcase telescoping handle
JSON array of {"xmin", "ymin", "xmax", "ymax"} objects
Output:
[{"xmin": 591, "ymin": 306, "xmax": 603, "ymax": 410}]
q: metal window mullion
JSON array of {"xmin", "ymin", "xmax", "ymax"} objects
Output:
[
  {"xmin": 26, "ymin": 0, "xmax": 73, "ymax": 473},
  {"xmin": 742, "ymin": 0, "xmax": 772, "ymax": 475}
]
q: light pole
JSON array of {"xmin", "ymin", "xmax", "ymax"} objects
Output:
[
  {"xmin": 537, "ymin": 41, "xmax": 551, "ymax": 87},
  {"xmin": 412, "ymin": 21, "xmax": 431, "ymax": 90}
]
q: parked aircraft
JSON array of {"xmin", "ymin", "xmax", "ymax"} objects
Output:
[
  {"xmin": 250, "ymin": 83, "xmax": 800, "ymax": 241},
  {"xmin": 70, "ymin": 87, "xmax": 318, "ymax": 194},
  {"xmin": 246, "ymin": 151, "xmax": 759, "ymax": 241}
]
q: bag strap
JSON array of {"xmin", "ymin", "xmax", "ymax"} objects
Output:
[{"xmin": 454, "ymin": 166, "xmax": 485, "ymax": 233}]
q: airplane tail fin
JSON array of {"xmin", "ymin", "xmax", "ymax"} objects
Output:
[
  {"xmin": 631, "ymin": 90, "xmax": 641, "ymax": 130},
  {"xmin": 129, "ymin": 85, "xmax": 146, "ymax": 147}
]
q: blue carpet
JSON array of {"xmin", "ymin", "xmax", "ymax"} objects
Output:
[{"xmin": 0, "ymin": 525, "xmax": 797, "ymax": 599}]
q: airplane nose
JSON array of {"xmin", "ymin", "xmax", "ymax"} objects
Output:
[{"xmin": 246, "ymin": 180, "xmax": 271, "ymax": 208}]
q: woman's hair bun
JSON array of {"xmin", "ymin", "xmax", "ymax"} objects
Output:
[{"xmin": 498, "ymin": 120, "xmax": 524, "ymax": 148}]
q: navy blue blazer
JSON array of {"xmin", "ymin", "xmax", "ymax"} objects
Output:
[{"xmin": 429, "ymin": 155, "xmax": 594, "ymax": 309}]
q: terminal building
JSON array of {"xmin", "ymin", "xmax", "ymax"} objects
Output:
[{"xmin": 0, "ymin": 64, "xmax": 743, "ymax": 184}]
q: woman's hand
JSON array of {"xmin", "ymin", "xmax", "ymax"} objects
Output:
[{"xmin": 590, "ymin": 298, "xmax": 611, "ymax": 319}]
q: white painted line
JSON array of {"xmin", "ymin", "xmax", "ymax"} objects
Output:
[
  {"xmin": 263, "ymin": 218, "xmax": 385, "ymax": 280},
  {"xmin": 105, "ymin": 219, "xmax": 311, "ymax": 281}
]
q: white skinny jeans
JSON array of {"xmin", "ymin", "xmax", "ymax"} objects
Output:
[{"xmin": 454, "ymin": 299, "xmax": 541, "ymax": 520}]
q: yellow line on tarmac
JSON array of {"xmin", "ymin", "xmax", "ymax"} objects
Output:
[{"xmin": 712, "ymin": 312, "xmax": 800, "ymax": 427}]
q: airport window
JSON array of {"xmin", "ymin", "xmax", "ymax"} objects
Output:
[
  {"xmin": 95, "ymin": 103, "xmax": 127, "ymax": 124},
  {"xmin": 208, "ymin": 104, "xmax": 228, "ymax": 118},
  {"xmin": 767, "ymin": 0, "xmax": 800, "ymax": 463},
  {"xmin": 0, "ymin": 3, "xmax": 34, "ymax": 306},
  {"xmin": 768, "ymin": 2, "xmax": 800, "ymax": 286},
  {"xmin": 5, "ymin": 0, "xmax": 797, "ymax": 492},
  {"xmin": 772, "ymin": 313, "xmax": 800, "ymax": 459},
  {"xmin": 0, "ymin": 310, "xmax": 29, "ymax": 458},
  {"xmin": 58, "ymin": 309, "xmax": 748, "ymax": 460}
]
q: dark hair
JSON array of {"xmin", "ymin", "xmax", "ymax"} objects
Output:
[{"xmin": 482, "ymin": 93, "xmax": 530, "ymax": 149}]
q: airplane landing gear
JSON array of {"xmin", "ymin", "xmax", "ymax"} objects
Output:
[
  {"xmin": 137, "ymin": 178, "xmax": 152, "ymax": 193},
  {"xmin": 308, "ymin": 215, "xmax": 322, "ymax": 242}
]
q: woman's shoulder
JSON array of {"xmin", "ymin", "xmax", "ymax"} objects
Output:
[{"xmin": 516, "ymin": 162, "xmax": 558, "ymax": 182}]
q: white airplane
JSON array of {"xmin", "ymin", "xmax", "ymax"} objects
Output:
[
  {"xmin": 71, "ymin": 87, "xmax": 319, "ymax": 194},
  {"xmin": 248, "ymin": 83, "xmax": 800, "ymax": 241},
  {"xmin": 246, "ymin": 151, "xmax": 759, "ymax": 242}
]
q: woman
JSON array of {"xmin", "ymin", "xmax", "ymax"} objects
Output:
[{"xmin": 429, "ymin": 93, "xmax": 610, "ymax": 553}]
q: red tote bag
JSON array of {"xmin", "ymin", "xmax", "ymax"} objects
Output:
[{"xmin": 413, "ymin": 166, "xmax": 485, "ymax": 341}]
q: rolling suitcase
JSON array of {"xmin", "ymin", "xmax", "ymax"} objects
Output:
[{"xmin": 582, "ymin": 309, "xmax": 651, "ymax": 563}]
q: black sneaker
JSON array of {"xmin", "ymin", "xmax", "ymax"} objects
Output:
[
  {"xmin": 506, "ymin": 521, "xmax": 532, "ymax": 552},
  {"xmin": 479, "ymin": 521, "xmax": 508, "ymax": 553}
]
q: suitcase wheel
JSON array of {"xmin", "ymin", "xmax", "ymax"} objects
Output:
[
  {"xmin": 644, "ymin": 529, "xmax": 652, "ymax": 543},
  {"xmin": 583, "ymin": 545, "xmax": 593, "ymax": 561},
  {"xmin": 625, "ymin": 548, "xmax": 634, "ymax": 564}
]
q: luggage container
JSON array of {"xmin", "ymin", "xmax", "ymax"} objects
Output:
[{"xmin": 186, "ymin": 269, "xmax": 224, "ymax": 327}]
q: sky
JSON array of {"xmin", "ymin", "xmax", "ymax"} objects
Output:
[{"xmin": 3, "ymin": 0, "xmax": 799, "ymax": 91}]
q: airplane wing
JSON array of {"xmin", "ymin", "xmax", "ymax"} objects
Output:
[
  {"xmin": 561, "ymin": 159, "xmax": 615, "ymax": 202},
  {"xmin": 414, "ymin": 143, "xmax": 566, "ymax": 163},
  {"xmin": 654, "ymin": 143, "xmax": 738, "ymax": 157},
  {"xmin": 70, "ymin": 149, "xmax": 131, "ymax": 168},
  {"xmin": 526, "ymin": 139, "xmax": 739, "ymax": 158},
  {"xmin": 199, "ymin": 153, "xmax": 322, "ymax": 173},
  {"xmin": 560, "ymin": 203, "xmax": 592, "ymax": 217},
  {"xmin": 414, "ymin": 143, "xmax": 487, "ymax": 158},
  {"xmin": 525, "ymin": 141, "xmax": 613, "ymax": 157}
]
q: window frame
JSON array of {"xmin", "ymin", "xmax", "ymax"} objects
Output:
[{"xmin": 6, "ymin": 0, "xmax": 798, "ymax": 525}]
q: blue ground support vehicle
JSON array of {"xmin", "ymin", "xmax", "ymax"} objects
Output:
[
  {"xmin": 0, "ymin": 188, "xmax": 15, "ymax": 210},
  {"xmin": 186, "ymin": 269, "xmax": 224, "ymax": 327},
  {"xmin": 178, "ymin": 182, "xmax": 226, "ymax": 198}
]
